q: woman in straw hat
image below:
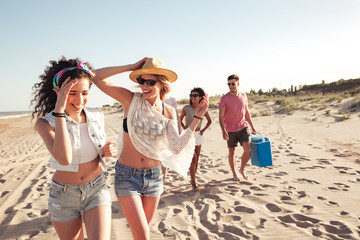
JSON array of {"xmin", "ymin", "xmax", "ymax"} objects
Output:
[{"xmin": 92, "ymin": 57, "xmax": 208, "ymax": 239}]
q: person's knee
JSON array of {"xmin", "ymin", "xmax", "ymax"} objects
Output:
[
  {"xmin": 242, "ymin": 143, "xmax": 251, "ymax": 153},
  {"xmin": 229, "ymin": 147, "xmax": 235, "ymax": 154}
]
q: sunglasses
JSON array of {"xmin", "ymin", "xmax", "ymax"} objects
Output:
[
  {"xmin": 227, "ymin": 82, "xmax": 237, "ymax": 86},
  {"xmin": 136, "ymin": 78, "xmax": 159, "ymax": 86},
  {"xmin": 189, "ymin": 94, "xmax": 200, "ymax": 98}
]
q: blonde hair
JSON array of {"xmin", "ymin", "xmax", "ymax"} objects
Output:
[{"xmin": 155, "ymin": 74, "xmax": 171, "ymax": 101}]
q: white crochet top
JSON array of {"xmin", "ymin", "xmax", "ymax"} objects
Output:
[{"xmin": 125, "ymin": 93, "xmax": 195, "ymax": 177}]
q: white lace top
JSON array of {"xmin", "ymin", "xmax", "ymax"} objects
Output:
[{"xmin": 124, "ymin": 93, "xmax": 195, "ymax": 177}]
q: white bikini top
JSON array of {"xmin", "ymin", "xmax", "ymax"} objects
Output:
[{"xmin": 79, "ymin": 123, "xmax": 99, "ymax": 164}]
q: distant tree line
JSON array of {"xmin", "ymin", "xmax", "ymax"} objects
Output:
[{"xmin": 248, "ymin": 78, "xmax": 360, "ymax": 97}]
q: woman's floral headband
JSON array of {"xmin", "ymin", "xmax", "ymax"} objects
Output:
[{"xmin": 52, "ymin": 61, "xmax": 95, "ymax": 89}]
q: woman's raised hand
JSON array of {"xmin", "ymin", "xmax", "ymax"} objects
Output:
[
  {"xmin": 53, "ymin": 77, "xmax": 78, "ymax": 112},
  {"xmin": 194, "ymin": 94, "xmax": 209, "ymax": 118},
  {"xmin": 130, "ymin": 57, "xmax": 148, "ymax": 71}
]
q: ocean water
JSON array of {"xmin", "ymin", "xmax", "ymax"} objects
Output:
[{"xmin": 0, "ymin": 111, "xmax": 31, "ymax": 120}]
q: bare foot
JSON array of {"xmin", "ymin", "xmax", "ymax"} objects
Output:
[
  {"xmin": 191, "ymin": 183, "xmax": 199, "ymax": 192},
  {"xmin": 239, "ymin": 169, "xmax": 248, "ymax": 180},
  {"xmin": 233, "ymin": 175, "xmax": 240, "ymax": 181}
]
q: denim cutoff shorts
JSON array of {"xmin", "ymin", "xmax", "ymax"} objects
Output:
[
  {"xmin": 48, "ymin": 172, "xmax": 111, "ymax": 222},
  {"xmin": 114, "ymin": 162, "xmax": 163, "ymax": 197}
]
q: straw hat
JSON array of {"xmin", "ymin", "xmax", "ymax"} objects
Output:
[{"xmin": 129, "ymin": 58, "xmax": 178, "ymax": 83}]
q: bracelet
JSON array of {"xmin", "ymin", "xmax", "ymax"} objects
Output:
[
  {"xmin": 193, "ymin": 115, "xmax": 202, "ymax": 120},
  {"xmin": 52, "ymin": 112, "xmax": 66, "ymax": 118}
]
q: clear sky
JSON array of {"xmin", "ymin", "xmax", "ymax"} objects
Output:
[{"xmin": 1, "ymin": 0, "xmax": 360, "ymax": 112}]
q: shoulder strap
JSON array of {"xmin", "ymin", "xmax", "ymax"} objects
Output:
[{"xmin": 162, "ymin": 101, "xmax": 165, "ymax": 116}]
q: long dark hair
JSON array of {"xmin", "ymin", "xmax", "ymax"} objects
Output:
[
  {"xmin": 30, "ymin": 56, "xmax": 94, "ymax": 119},
  {"xmin": 189, "ymin": 87, "xmax": 205, "ymax": 106}
]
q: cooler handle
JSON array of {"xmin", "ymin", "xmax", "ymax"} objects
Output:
[{"xmin": 251, "ymin": 132, "xmax": 265, "ymax": 142}]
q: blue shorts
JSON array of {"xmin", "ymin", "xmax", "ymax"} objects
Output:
[
  {"xmin": 48, "ymin": 172, "xmax": 111, "ymax": 222},
  {"xmin": 114, "ymin": 162, "xmax": 163, "ymax": 197}
]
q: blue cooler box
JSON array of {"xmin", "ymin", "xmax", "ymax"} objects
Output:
[{"xmin": 250, "ymin": 136, "xmax": 273, "ymax": 167}]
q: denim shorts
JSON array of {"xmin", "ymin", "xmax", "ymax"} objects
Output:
[
  {"xmin": 227, "ymin": 127, "xmax": 251, "ymax": 148},
  {"xmin": 48, "ymin": 172, "xmax": 111, "ymax": 222},
  {"xmin": 114, "ymin": 162, "xmax": 163, "ymax": 197}
]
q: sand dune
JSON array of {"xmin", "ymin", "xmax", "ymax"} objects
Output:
[{"xmin": 0, "ymin": 105, "xmax": 359, "ymax": 239}]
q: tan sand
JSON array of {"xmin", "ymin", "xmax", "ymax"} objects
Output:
[{"xmin": 0, "ymin": 104, "xmax": 359, "ymax": 239}]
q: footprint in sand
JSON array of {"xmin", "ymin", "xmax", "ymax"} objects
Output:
[
  {"xmin": 265, "ymin": 171, "xmax": 288, "ymax": 179},
  {"xmin": 335, "ymin": 153, "xmax": 351, "ymax": 157},
  {"xmin": 217, "ymin": 169, "xmax": 229, "ymax": 174},
  {"xmin": 326, "ymin": 183, "xmax": 350, "ymax": 192},
  {"xmin": 225, "ymin": 185, "xmax": 239, "ymax": 193},
  {"xmin": 173, "ymin": 208, "xmax": 182, "ymax": 214},
  {"xmin": 241, "ymin": 190, "xmax": 251, "ymax": 196},
  {"xmin": 158, "ymin": 221, "xmax": 167, "ymax": 234},
  {"xmin": 260, "ymin": 184, "xmax": 276, "ymax": 189},
  {"xmin": 27, "ymin": 212, "xmax": 37, "ymax": 218},
  {"xmin": 280, "ymin": 196, "xmax": 292, "ymax": 201},
  {"xmin": 23, "ymin": 203, "xmax": 32, "ymax": 209},
  {"xmin": 293, "ymin": 178, "xmax": 320, "ymax": 184},
  {"xmin": 234, "ymin": 206, "xmax": 255, "ymax": 214},
  {"xmin": 298, "ymin": 165, "xmax": 326, "ymax": 171},
  {"xmin": 298, "ymin": 156, "xmax": 311, "ymax": 161},
  {"xmin": 266, "ymin": 203, "xmax": 282, "ymax": 212},
  {"xmin": 278, "ymin": 190, "xmax": 309, "ymax": 205},
  {"xmin": 41, "ymin": 209, "xmax": 48, "ymax": 215},
  {"xmin": 333, "ymin": 166, "xmax": 357, "ymax": 175},
  {"xmin": 320, "ymin": 221, "xmax": 353, "ymax": 236},
  {"xmin": 278, "ymin": 213, "xmax": 320, "ymax": 227},
  {"xmin": 186, "ymin": 205, "xmax": 194, "ymax": 215},
  {"xmin": 250, "ymin": 186, "xmax": 263, "ymax": 191},
  {"xmin": 287, "ymin": 153, "xmax": 300, "ymax": 157},
  {"xmin": 301, "ymin": 205, "xmax": 314, "ymax": 213},
  {"xmin": 1, "ymin": 191, "xmax": 10, "ymax": 198},
  {"xmin": 317, "ymin": 159, "xmax": 335, "ymax": 165},
  {"xmin": 326, "ymin": 201, "xmax": 339, "ymax": 206},
  {"xmin": 340, "ymin": 211, "xmax": 349, "ymax": 216}
]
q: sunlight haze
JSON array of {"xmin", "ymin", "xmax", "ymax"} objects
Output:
[{"xmin": 0, "ymin": 0, "xmax": 359, "ymax": 112}]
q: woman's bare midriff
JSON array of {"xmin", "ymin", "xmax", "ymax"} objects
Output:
[
  {"xmin": 53, "ymin": 157, "xmax": 102, "ymax": 185},
  {"xmin": 118, "ymin": 133, "xmax": 161, "ymax": 169}
]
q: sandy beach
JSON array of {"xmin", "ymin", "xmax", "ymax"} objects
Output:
[{"xmin": 0, "ymin": 101, "xmax": 359, "ymax": 239}]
